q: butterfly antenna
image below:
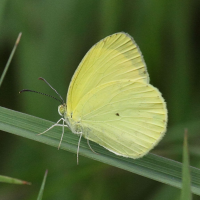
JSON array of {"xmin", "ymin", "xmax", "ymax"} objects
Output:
[
  {"xmin": 19, "ymin": 89, "xmax": 63, "ymax": 104},
  {"xmin": 38, "ymin": 77, "xmax": 64, "ymax": 104}
]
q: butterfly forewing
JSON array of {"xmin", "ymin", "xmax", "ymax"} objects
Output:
[{"xmin": 67, "ymin": 33, "xmax": 149, "ymax": 115}]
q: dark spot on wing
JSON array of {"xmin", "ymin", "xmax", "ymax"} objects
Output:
[{"xmin": 116, "ymin": 113, "xmax": 120, "ymax": 116}]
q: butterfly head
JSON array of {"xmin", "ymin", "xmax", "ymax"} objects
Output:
[{"xmin": 58, "ymin": 104, "xmax": 66, "ymax": 117}]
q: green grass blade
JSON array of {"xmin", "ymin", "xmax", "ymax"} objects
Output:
[
  {"xmin": 0, "ymin": 106, "xmax": 200, "ymax": 195},
  {"xmin": 0, "ymin": 33, "xmax": 22, "ymax": 87},
  {"xmin": 37, "ymin": 170, "xmax": 48, "ymax": 200},
  {"xmin": 0, "ymin": 174, "xmax": 31, "ymax": 185},
  {"xmin": 181, "ymin": 131, "xmax": 192, "ymax": 200}
]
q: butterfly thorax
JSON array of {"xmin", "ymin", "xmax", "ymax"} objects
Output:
[
  {"xmin": 66, "ymin": 116, "xmax": 82, "ymax": 135},
  {"xmin": 58, "ymin": 104, "xmax": 82, "ymax": 135}
]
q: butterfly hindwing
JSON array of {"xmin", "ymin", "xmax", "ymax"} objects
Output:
[{"xmin": 72, "ymin": 80, "xmax": 167, "ymax": 158}]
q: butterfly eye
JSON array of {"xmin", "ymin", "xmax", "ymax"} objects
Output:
[{"xmin": 58, "ymin": 105, "xmax": 65, "ymax": 116}]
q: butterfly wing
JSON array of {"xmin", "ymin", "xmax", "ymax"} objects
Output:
[
  {"xmin": 66, "ymin": 32, "xmax": 167, "ymax": 158},
  {"xmin": 67, "ymin": 32, "xmax": 149, "ymax": 115},
  {"xmin": 72, "ymin": 80, "xmax": 167, "ymax": 158}
]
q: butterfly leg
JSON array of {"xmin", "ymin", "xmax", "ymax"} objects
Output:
[
  {"xmin": 77, "ymin": 133, "xmax": 83, "ymax": 165},
  {"xmin": 87, "ymin": 139, "xmax": 99, "ymax": 155},
  {"xmin": 58, "ymin": 118, "xmax": 66, "ymax": 150},
  {"xmin": 38, "ymin": 118, "xmax": 68, "ymax": 136}
]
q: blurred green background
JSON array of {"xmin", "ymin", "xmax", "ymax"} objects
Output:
[{"xmin": 0, "ymin": 0, "xmax": 200, "ymax": 199}]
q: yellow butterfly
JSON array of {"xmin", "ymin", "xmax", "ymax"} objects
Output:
[{"xmin": 22, "ymin": 32, "xmax": 167, "ymax": 163}]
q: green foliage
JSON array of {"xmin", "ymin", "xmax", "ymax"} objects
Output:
[
  {"xmin": 37, "ymin": 170, "xmax": 48, "ymax": 200},
  {"xmin": 181, "ymin": 132, "xmax": 192, "ymax": 200},
  {"xmin": 0, "ymin": 1, "xmax": 200, "ymax": 199},
  {"xmin": 0, "ymin": 174, "xmax": 30, "ymax": 185},
  {"xmin": 0, "ymin": 33, "xmax": 21, "ymax": 87}
]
